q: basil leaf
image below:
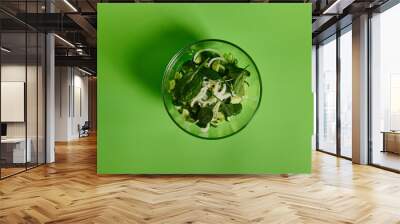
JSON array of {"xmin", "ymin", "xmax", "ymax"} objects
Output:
[
  {"xmin": 182, "ymin": 73, "xmax": 203, "ymax": 102},
  {"xmin": 233, "ymin": 73, "xmax": 245, "ymax": 97},
  {"xmin": 189, "ymin": 103, "xmax": 201, "ymax": 120},
  {"xmin": 174, "ymin": 61, "xmax": 205, "ymax": 102},
  {"xmin": 197, "ymin": 107, "xmax": 213, "ymax": 128},
  {"xmin": 198, "ymin": 67, "xmax": 220, "ymax": 80},
  {"xmin": 231, "ymin": 103, "xmax": 242, "ymax": 115},
  {"xmin": 220, "ymin": 103, "xmax": 242, "ymax": 118},
  {"xmin": 219, "ymin": 103, "xmax": 233, "ymax": 118}
]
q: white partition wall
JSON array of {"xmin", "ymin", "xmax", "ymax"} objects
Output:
[
  {"xmin": 0, "ymin": 31, "xmax": 28, "ymax": 177},
  {"xmin": 0, "ymin": 2, "xmax": 47, "ymax": 178}
]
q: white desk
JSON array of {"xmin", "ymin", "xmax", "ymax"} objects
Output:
[{"xmin": 1, "ymin": 138, "xmax": 31, "ymax": 163}]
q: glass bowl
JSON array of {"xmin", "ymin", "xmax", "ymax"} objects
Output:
[{"xmin": 162, "ymin": 39, "xmax": 262, "ymax": 139}]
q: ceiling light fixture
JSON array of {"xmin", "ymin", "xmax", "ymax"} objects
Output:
[
  {"xmin": 76, "ymin": 48, "xmax": 85, "ymax": 55},
  {"xmin": 322, "ymin": 0, "xmax": 353, "ymax": 15},
  {"xmin": 63, "ymin": 0, "xmax": 78, "ymax": 12},
  {"xmin": 0, "ymin": 47, "xmax": 11, "ymax": 53},
  {"xmin": 78, "ymin": 67, "xmax": 93, "ymax": 76},
  {"xmin": 54, "ymin": 34, "xmax": 75, "ymax": 48},
  {"xmin": 1, "ymin": 47, "xmax": 11, "ymax": 53},
  {"xmin": 323, "ymin": 0, "xmax": 342, "ymax": 14}
]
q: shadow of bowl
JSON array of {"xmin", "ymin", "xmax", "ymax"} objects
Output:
[{"xmin": 127, "ymin": 23, "xmax": 201, "ymax": 98}]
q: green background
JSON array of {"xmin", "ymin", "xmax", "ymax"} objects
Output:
[{"xmin": 97, "ymin": 3, "xmax": 312, "ymax": 174}]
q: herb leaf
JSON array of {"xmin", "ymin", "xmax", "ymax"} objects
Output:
[{"xmin": 197, "ymin": 107, "xmax": 213, "ymax": 128}]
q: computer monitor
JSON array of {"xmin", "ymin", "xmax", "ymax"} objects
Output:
[{"xmin": 1, "ymin": 123, "xmax": 7, "ymax": 137}]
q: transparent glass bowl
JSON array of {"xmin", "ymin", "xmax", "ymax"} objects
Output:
[{"xmin": 162, "ymin": 39, "xmax": 262, "ymax": 139}]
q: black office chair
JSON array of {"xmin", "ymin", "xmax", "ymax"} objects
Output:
[{"xmin": 79, "ymin": 121, "xmax": 90, "ymax": 138}]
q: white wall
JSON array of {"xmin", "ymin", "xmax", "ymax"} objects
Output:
[
  {"xmin": 1, "ymin": 65, "xmax": 39, "ymax": 138},
  {"xmin": 72, "ymin": 73, "xmax": 89, "ymax": 138},
  {"xmin": 55, "ymin": 67, "xmax": 89, "ymax": 141},
  {"xmin": 55, "ymin": 67, "xmax": 70, "ymax": 141}
]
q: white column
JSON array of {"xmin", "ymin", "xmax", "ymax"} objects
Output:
[
  {"xmin": 46, "ymin": 32, "xmax": 55, "ymax": 163},
  {"xmin": 352, "ymin": 14, "xmax": 369, "ymax": 164}
]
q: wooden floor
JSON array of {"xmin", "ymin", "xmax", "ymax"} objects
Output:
[
  {"xmin": 372, "ymin": 150, "xmax": 400, "ymax": 171},
  {"xmin": 0, "ymin": 167, "xmax": 26, "ymax": 178},
  {"xmin": 1, "ymin": 135, "xmax": 400, "ymax": 224}
]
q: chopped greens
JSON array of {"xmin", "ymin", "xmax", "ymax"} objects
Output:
[{"xmin": 168, "ymin": 49, "xmax": 250, "ymax": 132}]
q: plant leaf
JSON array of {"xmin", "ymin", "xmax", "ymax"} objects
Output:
[
  {"xmin": 220, "ymin": 103, "xmax": 242, "ymax": 118},
  {"xmin": 198, "ymin": 67, "xmax": 220, "ymax": 80},
  {"xmin": 197, "ymin": 107, "xmax": 213, "ymax": 128},
  {"xmin": 182, "ymin": 74, "xmax": 203, "ymax": 102}
]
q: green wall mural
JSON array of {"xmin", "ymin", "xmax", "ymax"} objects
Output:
[{"xmin": 98, "ymin": 3, "xmax": 312, "ymax": 174}]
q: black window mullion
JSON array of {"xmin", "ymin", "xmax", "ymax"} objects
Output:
[
  {"xmin": 367, "ymin": 11, "xmax": 373, "ymax": 165},
  {"xmin": 316, "ymin": 45, "xmax": 320, "ymax": 150},
  {"xmin": 336, "ymin": 29, "xmax": 341, "ymax": 157},
  {"xmin": 24, "ymin": 0, "xmax": 28, "ymax": 171},
  {"xmin": 36, "ymin": 0, "xmax": 39, "ymax": 167}
]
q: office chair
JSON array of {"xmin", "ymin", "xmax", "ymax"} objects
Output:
[{"xmin": 79, "ymin": 121, "xmax": 90, "ymax": 138}]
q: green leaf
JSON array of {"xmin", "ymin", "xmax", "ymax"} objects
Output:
[
  {"xmin": 181, "ymin": 61, "xmax": 196, "ymax": 74},
  {"xmin": 198, "ymin": 67, "xmax": 220, "ymax": 80},
  {"xmin": 194, "ymin": 50, "xmax": 219, "ymax": 64},
  {"xmin": 189, "ymin": 103, "xmax": 201, "ymax": 120},
  {"xmin": 182, "ymin": 73, "xmax": 203, "ymax": 102},
  {"xmin": 223, "ymin": 52, "xmax": 237, "ymax": 64},
  {"xmin": 225, "ymin": 64, "xmax": 241, "ymax": 80},
  {"xmin": 233, "ymin": 73, "xmax": 245, "ymax": 97},
  {"xmin": 230, "ymin": 67, "xmax": 250, "ymax": 97},
  {"xmin": 220, "ymin": 103, "xmax": 242, "ymax": 118},
  {"xmin": 174, "ymin": 71, "xmax": 183, "ymax": 80},
  {"xmin": 197, "ymin": 107, "xmax": 213, "ymax": 128},
  {"xmin": 231, "ymin": 103, "xmax": 242, "ymax": 115},
  {"xmin": 174, "ymin": 62, "xmax": 205, "ymax": 102},
  {"xmin": 219, "ymin": 103, "xmax": 233, "ymax": 118},
  {"xmin": 168, "ymin": 80, "xmax": 176, "ymax": 92}
]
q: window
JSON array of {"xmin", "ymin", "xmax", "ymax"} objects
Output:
[
  {"xmin": 339, "ymin": 28, "xmax": 352, "ymax": 158},
  {"xmin": 317, "ymin": 35, "xmax": 337, "ymax": 154},
  {"xmin": 371, "ymin": 3, "xmax": 400, "ymax": 171}
]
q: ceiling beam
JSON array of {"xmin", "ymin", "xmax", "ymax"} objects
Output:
[
  {"xmin": 55, "ymin": 55, "xmax": 96, "ymax": 71},
  {"xmin": 12, "ymin": 13, "xmax": 83, "ymax": 32},
  {"xmin": 67, "ymin": 13, "xmax": 97, "ymax": 46},
  {"xmin": 323, "ymin": 0, "xmax": 356, "ymax": 14}
]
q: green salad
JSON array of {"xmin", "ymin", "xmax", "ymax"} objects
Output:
[{"xmin": 167, "ymin": 48, "xmax": 250, "ymax": 132}]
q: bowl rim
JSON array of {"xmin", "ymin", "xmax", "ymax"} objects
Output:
[{"xmin": 162, "ymin": 38, "xmax": 263, "ymax": 140}]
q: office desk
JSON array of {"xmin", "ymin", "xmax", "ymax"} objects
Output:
[
  {"xmin": 382, "ymin": 131, "xmax": 400, "ymax": 154},
  {"xmin": 1, "ymin": 138, "xmax": 31, "ymax": 163}
]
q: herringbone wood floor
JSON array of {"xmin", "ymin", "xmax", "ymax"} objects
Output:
[{"xmin": 1, "ymin": 135, "xmax": 400, "ymax": 224}]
